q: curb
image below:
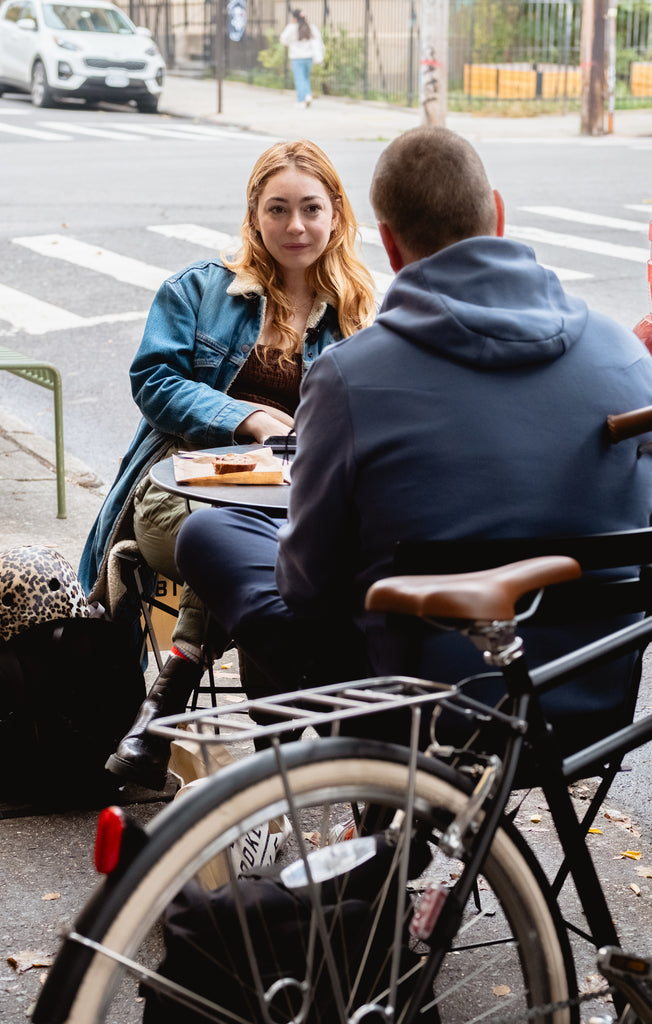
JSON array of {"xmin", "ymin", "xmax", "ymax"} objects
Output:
[{"xmin": 0, "ymin": 407, "xmax": 105, "ymax": 492}]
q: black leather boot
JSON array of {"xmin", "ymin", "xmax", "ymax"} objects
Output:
[{"xmin": 105, "ymin": 654, "xmax": 203, "ymax": 790}]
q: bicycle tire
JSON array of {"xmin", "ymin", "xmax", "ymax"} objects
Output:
[{"xmin": 33, "ymin": 737, "xmax": 577, "ymax": 1024}]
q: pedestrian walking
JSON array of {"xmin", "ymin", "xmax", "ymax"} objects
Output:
[{"xmin": 280, "ymin": 8, "xmax": 324, "ymax": 108}]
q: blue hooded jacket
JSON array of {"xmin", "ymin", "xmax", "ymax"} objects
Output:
[{"xmin": 276, "ymin": 237, "xmax": 652, "ymax": 745}]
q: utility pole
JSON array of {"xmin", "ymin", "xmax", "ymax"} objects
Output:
[
  {"xmin": 420, "ymin": 0, "xmax": 448, "ymax": 126},
  {"xmin": 580, "ymin": 0, "xmax": 608, "ymax": 135}
]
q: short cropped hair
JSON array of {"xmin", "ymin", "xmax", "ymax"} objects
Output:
[{"xmin": 369, "ymin": 127, "xmax": 498, "ymax": 258}]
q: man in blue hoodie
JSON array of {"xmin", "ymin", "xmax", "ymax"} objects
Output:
[{"xmin": 176, "ymin": 127, "xmax": 652, "ymax": 751}]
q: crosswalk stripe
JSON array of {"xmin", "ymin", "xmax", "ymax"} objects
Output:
[
  {"xmin": 4, "ymin": 207, "xmax": 638, "ymax": 337},
  {"xmin": 542, "ymin": 264, "xmax": 592, "ymax": 281},
  {"xmin": 0, "ymin": 121, "xmax": 71, "ymax": 141},
  {"xmin": 41, "ymin": 120, "xmax": 145, "ymax": 141},
  {"xmin": 142, "ymin": 122, "xmax": 255, "ymax": 139},
  {"xmin": 624, "ymin": 204, "xmax": 652, "ymax": 216},
  {"xmin": 12, "ymin": 234, "xmax": 171, "ymax": 291},
  {"xmin": 99, "ymin": 122, "xmax": 233, "ymax": 141},
  {"xmin": 101, "ymin": 120, "xmax": 275, "ymax": 142},
  {"xmin": 506, "ymin": 224, "xmax": 649, "ymax": 263},
  {"xmin": 520, "ymin": 206, "xmax": 649, "ymax": 233},
  {"xmin": 372, "ymin": 270, "xmax": 394, "ymax": 294},
  {"xmin": 148, "ymin": 224, "xmax": 240, "ymax": 252},
  {"xmin": 0, "ymin": 282, "xmax": 87, "ymax": 335},
  {"xmin": 359, "ymin": 222, "xmax": 589, "ymax": 283},
  {"xmin": 358, "ymin": 225, "xmax": 383, "ymax": 246}
]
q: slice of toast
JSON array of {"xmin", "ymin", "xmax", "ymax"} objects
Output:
[{"xmin": 173, "ymin": 449, "xmax": 285, "ymax": 486}]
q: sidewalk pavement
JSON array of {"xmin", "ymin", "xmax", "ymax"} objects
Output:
[
  {"xmin": 1, "ymin": 79, "xmax": 652, "ymax": 1022},
  {"xmin": 158, "ymin": 72, "xmax": 652, "ymax": 142}
]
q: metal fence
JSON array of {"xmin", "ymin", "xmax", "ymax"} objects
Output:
[{"xmin": 121, "ymin": 0, "xmax": 652, "ymax": 105}]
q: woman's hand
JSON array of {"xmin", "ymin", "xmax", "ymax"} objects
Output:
[{"xmin": 236, "ymin": 408, "xmax": 294, "ymax": 443}]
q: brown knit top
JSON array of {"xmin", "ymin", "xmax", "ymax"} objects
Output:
[{"xmin": 229, "ymin": 348, "xmax": 303, "ymax": 416}]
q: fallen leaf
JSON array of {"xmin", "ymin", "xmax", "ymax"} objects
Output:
[
  {"xmin": 7, "ymin": 951, "xmax": 54, "ymax": 974},
  {"xmin": 588, "ymin": 828, "xmax": 603, "ymax": 834},
  {"xmin": 41, "ymin": 892, "xmax": 60, "ymax": 901},
  {"xmin": 635, "ymin": 865, "xmax": 652, "ymax": 878},
  {"xmin": 620, "ymin": 850, "xmax": 641, "ymax": 860},
  {"xmin": 493, "ymin": 985, "xmax": 511, "ymax": 997},
  {"xmin": 530, "ymin": 814, "xmax": 542, "ymax": 824},
  {"xmin": 603, "ymin": 809, "xmax": 640, "ymax": 835},
  {"xmin": 630, "ymin": 883, "xmax": 642, "ymax": 896},
  {"xmin": 604, "ymin": 808, "xmax": 628, "ymax": 822},
  {"xmin": 581, "ymin": 972, "xmax": 609, "ymax": 995}
]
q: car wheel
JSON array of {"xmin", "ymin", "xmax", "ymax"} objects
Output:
[
  {"xmin": 31, "ymin": 61, "xmax": 54, "ymax": 108},
  {"xmin": 135, "ymin": 94, "xmax": 158, "ymax": 113}
]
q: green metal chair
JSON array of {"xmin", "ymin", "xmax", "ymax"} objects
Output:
[{"xmin": 0, "ymin": 346, "xmax": 65, "ymax": 518}]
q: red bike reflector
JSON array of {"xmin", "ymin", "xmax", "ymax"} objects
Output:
[{"xmin": 95, "ymin": 806, "xmax": 126, "ymax": 874}]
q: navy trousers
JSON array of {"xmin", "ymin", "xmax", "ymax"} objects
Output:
[{"xmin": 175, "ymin": 507, "xmax": 368, "ymax": 700}]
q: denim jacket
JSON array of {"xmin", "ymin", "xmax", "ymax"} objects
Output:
[{"xmin": 79, "ymin": 257, "xmax": 342, "ymax": 595}]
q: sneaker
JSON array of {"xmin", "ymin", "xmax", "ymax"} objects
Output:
[
  {"xmin": 305, "ymin": 94, "xmax": 312, "ymax": 108},
  {"xmin": 327, "ymin": 816, "xmax": 357, "ymax": 843}
]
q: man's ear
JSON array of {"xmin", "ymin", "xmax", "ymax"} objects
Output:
[
  {"xmin": 493, "ymin": 190, "xmax": 505, "ymax": 237},
  {"xmin": 378, "ymin": 221, "xmax": 406, "ymax": 273}
]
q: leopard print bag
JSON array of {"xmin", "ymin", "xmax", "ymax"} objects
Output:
[{"xmin": 0, "ymin": 546, "xmax": 146, "ymax": 808}]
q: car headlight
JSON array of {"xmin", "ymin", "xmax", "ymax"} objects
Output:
[
  {"xmin": 54, "ymin": 34, "xmax": 81, "ymax": 51},
  {"xmin": 145, "ymin": 44, "xmax": 159, "ymax": 56}
]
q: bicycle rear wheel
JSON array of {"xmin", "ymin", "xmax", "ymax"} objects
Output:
[{"xmin": 33, "ymin": 737, "xmax": 577, "ymax": 1024}]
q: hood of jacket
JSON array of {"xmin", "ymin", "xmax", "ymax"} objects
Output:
[{"xmin": 377, "ymin": 236, "xmax": 589, "ymax": 369}]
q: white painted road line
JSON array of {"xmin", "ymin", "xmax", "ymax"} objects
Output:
[
  {"xmin": 519, "ymin": 206, "xmax": 649, "ymax": 233},
  {"xmin": 0, "ymin": 121, "xmax": 71, "ymax": 140},
  {"xmin": 358, "ymin": 225, "xmax": 383, "ymax": 247},
  {"xmin": 99, "ymin": 122, "xmax": 233, "ymax": 141},
  {"xmin": 360, "ymin": 222, "xmax": 590, "ymax": 283},
  {"xmin": 542, "ymin": 265, "xmax": 592, "ymax": 281},
  {"xmin": 372, "ymin": 270, "xmax": 394, "ymax": 295},
  {"xmin": 0, "ymin": 283, "xmax": 87, "ymax": 335},
  {"xmin": 41, "ymin": 120, "xmax": 145, "ymax": 141},
  {"xmin": 148, "ymin": 224, "xmax": 240, "ymax": 252},
  {"xmin": 624, "ymin": 204, "xmax": 652, "ymax": 216},
  {"xmin": 506, "ymin": 224, "xmax": 649, "ymax": 263},
  {"xmin": 12, "ymin": 234, "xmax": 172, "ymax": 292}
]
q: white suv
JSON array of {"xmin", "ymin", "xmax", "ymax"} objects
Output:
[{"xmin": 0, "ymin": 0, "xmax": 165, "ymax": 111}]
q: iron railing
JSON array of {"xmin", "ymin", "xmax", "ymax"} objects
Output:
[{"xmin": 121, "ymin": 0, "xmax": 652, "ymax": 106}]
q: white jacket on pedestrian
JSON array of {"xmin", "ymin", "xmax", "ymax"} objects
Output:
[{"xmin": 280, "ymin": 21, "xmax": 324, "ymax": 63}]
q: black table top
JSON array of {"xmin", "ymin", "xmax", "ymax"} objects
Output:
[{"xmin": 148, "ymin": 444, "xmax": 291, "ymax": 517}]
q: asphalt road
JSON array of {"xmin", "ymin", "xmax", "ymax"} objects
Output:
[
  {"xmin": 2, "ymin": 96, "xmax": 652, "ymax": 485},
  {"xmin": 1, "ymin": 97, "xmax": 652, "ymax": 1023}
]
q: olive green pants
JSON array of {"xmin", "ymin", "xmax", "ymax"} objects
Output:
[{"xmin": 133, "ymin": 475, "xmax": 206, "ymax": 661}]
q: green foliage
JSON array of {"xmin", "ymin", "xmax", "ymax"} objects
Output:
[
  {"xmin": 470, "ymin": 1, "xmax": 524, "ymax": 63},
  {"xmin": 255, "ymin": 23, "xmax": 365, "ymax": 97},
  {"xmin": 255, "ymin": 27, "xmax": 288, "ymax": 88},
  {"xmin": 315, "ymin": 26, "xmax": 365, "ymax": 96}
]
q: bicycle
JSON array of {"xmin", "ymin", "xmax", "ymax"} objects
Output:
[{"xmin": 32, "ymin": 408, "xmax": 652, "ymax": 1024}]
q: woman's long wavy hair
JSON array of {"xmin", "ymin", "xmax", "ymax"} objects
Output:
[{"xmin": 224, "ymin": 140, "xmax": 376, "ymax": 362}]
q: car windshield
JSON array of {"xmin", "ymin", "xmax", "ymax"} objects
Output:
[{"xmin": 42, "ymin": 3, "xmax": 134, "ymax": 32}]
